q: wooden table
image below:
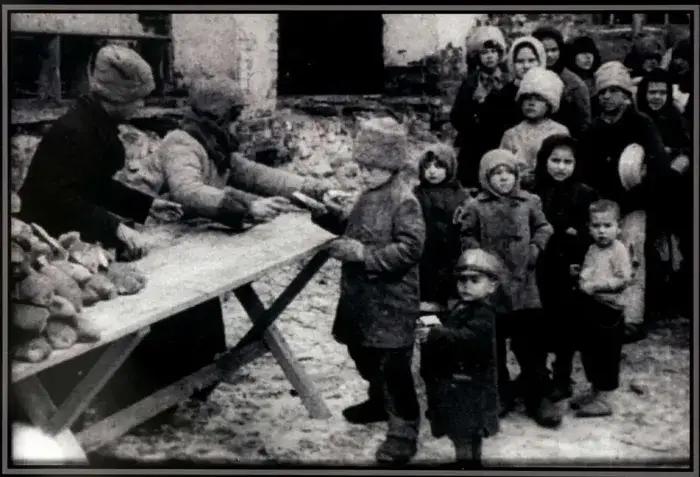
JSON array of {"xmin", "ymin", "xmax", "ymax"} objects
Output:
[{"xmin": 10, "ymin": 213, "xmax": 337, "ymax": 465}]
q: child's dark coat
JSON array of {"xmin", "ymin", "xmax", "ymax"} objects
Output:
[
  {"xmin": 414, "ymin": 149, "xmax": 469, "ymax": 305},
  {"xmin": 313, "ymin": 174, "xmax": 426, "ymax": 349},
  {"xmin": 532, "ymin": 135, "xmax": 600, "ymax": 313},
  {"xmin": 420, "ymin": 295, "xmax": 505, "ymax": 439},
  {"xmin": 449, "ymin": 69, "xmax": 520, "ymax": 187}
]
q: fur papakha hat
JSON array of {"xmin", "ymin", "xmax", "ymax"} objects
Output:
[
  {"xmin": 88, "ymin": 44, "xmax": 155, "ymax": 105},
  {"xmin": 353, "ymin": 117, "xmax": 409, "ymax": 172},
  {"xmin": 516, "ymin": 67, "xmax": 565, "ymax": 113}
]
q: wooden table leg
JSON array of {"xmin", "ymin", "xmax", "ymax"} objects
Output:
[
  {"xmin": 12, "ymin": 376, "xmax": 88, "ymax": 465},
  {"xmin": 233, "ymin": 254, "xmax": 332, "ymax": 419},
  {"xmin": 11, "ymin": 329, "xmax": 149, "ymax": 465},
  {"xmin": 46, "ymin": 328, "xmax": 149, "ymax": 435}
]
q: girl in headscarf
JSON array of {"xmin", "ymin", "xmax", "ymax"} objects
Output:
[
  {"xmin": 532, "ymin": 26, "xmax": 593, "ymax": 138},
  {"xmin": 566, "ymin": 36, "xmax": 602, "ymax": 101}
]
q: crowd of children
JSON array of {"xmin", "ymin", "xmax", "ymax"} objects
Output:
[{"xmin": 312, "ymin": 22, "xmax": 692, "ymax": 468}]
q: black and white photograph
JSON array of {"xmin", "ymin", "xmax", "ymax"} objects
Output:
[{"xmin": 4, "ymin": 6, "xmax": 696, "ymax": 470}]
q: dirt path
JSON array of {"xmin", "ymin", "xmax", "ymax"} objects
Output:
[{"xmin": 96, "ymin": 260, "xmax": 690, "ymax": 468}]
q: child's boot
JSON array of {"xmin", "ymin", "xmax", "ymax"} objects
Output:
[
  {"xmin": 569, "ymin": 386, "xmax": 597, "ymax": 410},
  {"xmin": 576, "ymin": 390, "xmax": 613, "ymax": 418},
  {"xmin": 342, "ymin": 399, "xmax": 388, "ymax": 424},
  {"xmin": 375, "ymin": 436, "xmax": 417, "ymax": 465},
  {"xmin": 528, "ymin": 396, "xmax": 563, "ymax": 429}
]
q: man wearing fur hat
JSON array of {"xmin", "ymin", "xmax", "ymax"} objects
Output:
[
  {"xmin": 312, "ymin": 117, "xmax": 426, "ymax": 464},
  {"xmin": 532, "ymin": 26, "xmax": 592, "ymax": 139},
  {"xmin": 577, "ymin": 61, "xmax": 672, "ymax": 333}
]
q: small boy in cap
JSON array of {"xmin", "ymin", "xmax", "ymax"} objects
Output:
[
  {"xmin": 312, "ymin": 117, "xmax": 426, "ymax": 465},
  {"xmin": 454, "ymin": 148, "xmax": 557, "ymax": 428},
  {"xmin": 418, "ymin": 249, "xmax": 507, "ymax": 469},
  {"xmin": 499, "ymin": 67, "xmax": 569, "ymax": 190}
]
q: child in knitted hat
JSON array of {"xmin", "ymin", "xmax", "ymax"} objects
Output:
[
  {"xmin": 414, "ymin": 144, "xmax": 469, "ymax": 313},
  {"xmin": 499, "ymin": 67, "xmax": 569, "ymax": 189},
  {"xmin": 418, "ymin": 249, "xmax": 508, "ymax": 469},
  {"xmin": 454, "ymin": 149, "xmax": 558, "ymax": 428},
  {"xmin": 312, "ymin": 117, "xmax": 426, "ymax": 465},
  {"xmin": 450, "ymin": 25, "xmax": 513, "ymax": 189}
]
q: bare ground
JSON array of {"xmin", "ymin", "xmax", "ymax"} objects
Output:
[{"xmin": 92, "ymin": 257, "xmax": 691, "ymax": 468}]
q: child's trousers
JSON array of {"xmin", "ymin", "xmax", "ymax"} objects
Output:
[
  {"xmin": 575, "ymin": 293, "xmax": 624, "ymax": 391},
  {"xmin": 347, "ymin": 345, "xmax": 421, "ymax": 441},
  {"xmin": 497, "ymin": 310, "xmax": 551, "ymax": 411}
]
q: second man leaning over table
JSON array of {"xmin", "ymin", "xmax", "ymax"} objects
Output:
[{"xmin": 128, "ymin": 74, "xmax": 343, "ymax": 227}]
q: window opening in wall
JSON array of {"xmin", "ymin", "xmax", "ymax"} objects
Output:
[
  {"xmin": 10, "ymin": 13, "xmax": 175, "ymax": 105},
  {"xmin": 277, "ymin": 12, "xmax": 385, "ymax": 95}
]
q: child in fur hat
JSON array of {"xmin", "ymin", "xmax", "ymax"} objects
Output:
[
  {"xmin": 499, "ymin": 67, "xmax": 569, "ymax": 190},
  {"xmin": 450, "ymin": 25, "xmax": 514, "ymax": 190},
  {"xmin": 414, "ymin": 144, "xmax": 469, "ymax": 312},
  {"xmin": 569, "ymin": 199, "xmax": 632, "ymax": 417},
  {"xmin": 312, "ymin": 117, "xmax": 426, "ymax": 465},
  {"xmin": 418, "ymin": 249, "xmax": 508, "ymax": 469},
  {"xmin": 454, "ymin": 149, "xmax": 558, "ymax": 428},
  {"xmin": 532, "ymin": 134, "xmax": 600, "ymax": 402}
]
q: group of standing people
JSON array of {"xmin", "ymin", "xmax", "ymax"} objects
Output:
[{"xmin": 12, "ymin": 21, "xmax": 693, "ymax": 469}]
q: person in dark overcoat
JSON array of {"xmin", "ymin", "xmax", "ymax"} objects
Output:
[
  {"xmin": 454, "ymin": 148, "xmax": 558, "ymax": 428},
  {"xmin": 312, "ymin": 117, "xmax": 426, "ymax": 465},
  {"xmin": 449, "ymin": 25, "xmax": 515, "ymax": 189},
  {"xmin": 418, "ymin": 249, "xmax": 508, "ymax": 469},
  {"xmin": 532, "ymin": 134, "xmax": 600, "ymax": 401},
  {"xmin": 414, "ymin": 143, "xmax": 469, "ymax": 309}
]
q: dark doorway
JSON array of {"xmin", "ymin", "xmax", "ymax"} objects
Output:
[{"xmin": 277, "ymin": 12, "xmax": 384, "ymax": 96}]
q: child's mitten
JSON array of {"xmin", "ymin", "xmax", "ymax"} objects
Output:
[
  {"xmin": 105, "ymin": 262, "xmax": 147, "ymax": 295},
  {"xmin": 44, "ymin": 320, "xmax": 78, "ymax": 350},
  {"xmin": 18, "ymin": 273, "xmax": 56, "ymax": 307},
  {"xmin": 12, "ymin": 337, "xmax": 53, "ymax": 363},
  {"xmin": 328, "ymin": 238, "xmax": 365, "ymax": 262}
]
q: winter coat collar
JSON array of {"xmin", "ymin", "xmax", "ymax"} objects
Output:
[
  {"xmin": 179, "ymin": 109, "xmax": 239, "ymax": 175},
  {"xmin": 475, "ymin": 188, "xmax": 530, "ymax": 202}
]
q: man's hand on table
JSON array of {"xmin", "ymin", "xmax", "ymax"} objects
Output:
[
  {"xmin": 149, "ymin": 198, "xmax": 184, "ymax": 223},
  {"xmin": 249, "ymin": 196, "xmax": 303, "ymax": 223},
  {"xmin": 116, "ymin": 223, "xmax": 149, "ymax": 261}
]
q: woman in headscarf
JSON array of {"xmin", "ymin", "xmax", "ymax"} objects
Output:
[
  {"xmin": 565, "ymin": 35, "xmax": 602, "ymax": 101},
  {"xmin": 532, "ymin": 26, "xmax": 593, "ymax": 138}
]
